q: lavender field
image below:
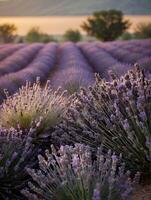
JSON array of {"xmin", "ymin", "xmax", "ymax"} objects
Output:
[
  {"xmin": 0, "ymin": 39, "xmax": 151, "ymax": 200},
  {"xmin": 0, "ymin": 39, "xmax": 151, "ymax": 102}
]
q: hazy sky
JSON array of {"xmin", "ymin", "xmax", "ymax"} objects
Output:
[{"xmin": 0, "ymin": 0, "xmax": 151, "ymax": 16}]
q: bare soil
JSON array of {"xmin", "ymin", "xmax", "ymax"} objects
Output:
[{"xmin": 133, "ymin": 185, "xmax": 151, "ymax": 200}]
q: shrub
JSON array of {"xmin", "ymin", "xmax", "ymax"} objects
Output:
[
  {"xmin": 55, "ymin": 66, "xmax": 151, "ymax": 181},
  {"xmin": 63, "ymin": 29, "xmax": 82, "ymax": 42},
  {"xmin": 22, "ymin": 144, "xmax": 139, "ymax": 200},
  {"xmin": 0, "ymin": 79, "xmax": 68, "ymax": 138},
  {"xmin": 0, "ymin": 127, "xmax": 39, "ymax": 199},
  {"xmin": 25, "ymin": 27, "xmax": 56, "ymax": 43}
]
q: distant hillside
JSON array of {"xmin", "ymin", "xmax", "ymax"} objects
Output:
[{"xmin": 0, "ymin": 0, "xmax": 151, "ymax": 16}]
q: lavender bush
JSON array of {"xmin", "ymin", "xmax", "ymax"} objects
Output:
[
  {"xmin": 55, "ymin": 65, "xmax": 151, "ymax": 180},
  {"xmin": 0, "ymin": 127, "xmax": 39, "ymax": 199},
  {"xmin": 22, "ymin": 143, "xmax": 139, "ymax": 200},
  {"xmin": 0, "ymin": 79, "xmax": 68, "ymax": 138}
]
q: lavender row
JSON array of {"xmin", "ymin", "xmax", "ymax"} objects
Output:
[
  {"xmin": 0, "ymin": 40, "xmax": 150, "ymax": 99},
  {"xmin": 50, "ymin": 42, "xmax": 95, "ymax": 91},
  {"xmin": 94, "ymin": 41, "xmax": 151, "ymax": 75},
  {"xmin": 0, "ymin": 43, "xmax": 43, "ymax": 77},
  {"xmin": 78, "ymin": 42, "xmax": 131, "ymax": 79},
  {"xmin": 0, "ymin": 43, "xmax": 58, "ymax": 102},
  {"xmin": 96, "ymin": 40, "xmax": 151, "ymax": 62},
  {"xmin": 105, "ymin": 39, "xmax": 151, "ymax": 49},
  {"xmin": 57, "ymin": 42, "xmax": 93, "ymax": 72},
  {"xmin": 0, "ymin": 44, "xmax": 26, "ymax": 61},
  {"xmin": 0, "ymin": 44, "xmax": 15, "ymax": 49}
]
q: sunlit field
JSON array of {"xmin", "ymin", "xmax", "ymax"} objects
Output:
[{"xmin": 0, "ymin": 15, "xmax": 151, "ymax": 35}]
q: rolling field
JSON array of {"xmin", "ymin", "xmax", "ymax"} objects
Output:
[{"xmin": 0, "ymin": 39, "xmax": 151, "ymax": 102}]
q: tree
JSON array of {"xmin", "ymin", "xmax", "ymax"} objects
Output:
[
  {"xmin": 134, "ymin": 23, "xmax": 151, "ymax": 39},
  {"xmin": 64, "ymin": 29, "xmax": 82, "ymax": 42},
  {"xmin": 25, "ymin": 27, "xmax": 56, "ymax": 43},
  {"xmin": 81, "ymin": 10, "xmax": 130, "ymax": 41},
  {"xmin": 0, "ymin": 23, "xmax": 17, "ymax": 43}
]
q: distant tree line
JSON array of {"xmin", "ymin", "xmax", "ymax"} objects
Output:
[
  {"xmin": 0, "ymin": 23, "xmax": 17, "ymax": 43},
  {"xmin": 0, "ymin": 10, "xmax": 151, "ymax": 43},
  {"xmin": 25, "ymin": 27, "xmax": 57, "ymax": 43}
]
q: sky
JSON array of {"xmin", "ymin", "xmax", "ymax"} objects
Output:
[{"xmin": 0, "ymin": 0, "xmax": 151, "ymax": 16}]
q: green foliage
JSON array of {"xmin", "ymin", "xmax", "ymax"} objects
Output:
[
  {"xmin": 134, "ymin": 23, "xmax": 151, "ymax": 39},
  {"xmin": 0, "ymin": 23, "xmax": 17, "ymax": 43},
  {"xmin": 81, "ymin": 10, "xmax": 130, "ymax": 41},
  {"xmin": 25, "ymin": 27, "xmax": 56, "ymax": 43},
  {"xmin": 64, "ymin": 29, "xmax": 82, "ymax": 42}
]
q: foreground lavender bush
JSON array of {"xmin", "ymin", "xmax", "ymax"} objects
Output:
[
  {"xmin": 0, "ymin": 78, "xmax": 68, "ymax": 137},
  {"xmin": 0, "ymin": 128, "xmax": 39, "ymax": 199},
  {"xmin": 55, "ymin": 66, "xmax": 151, "ymax": 180},
  {"xmin": 22, "ymin": 144, "xmax": 139, "ymax": 200}
]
